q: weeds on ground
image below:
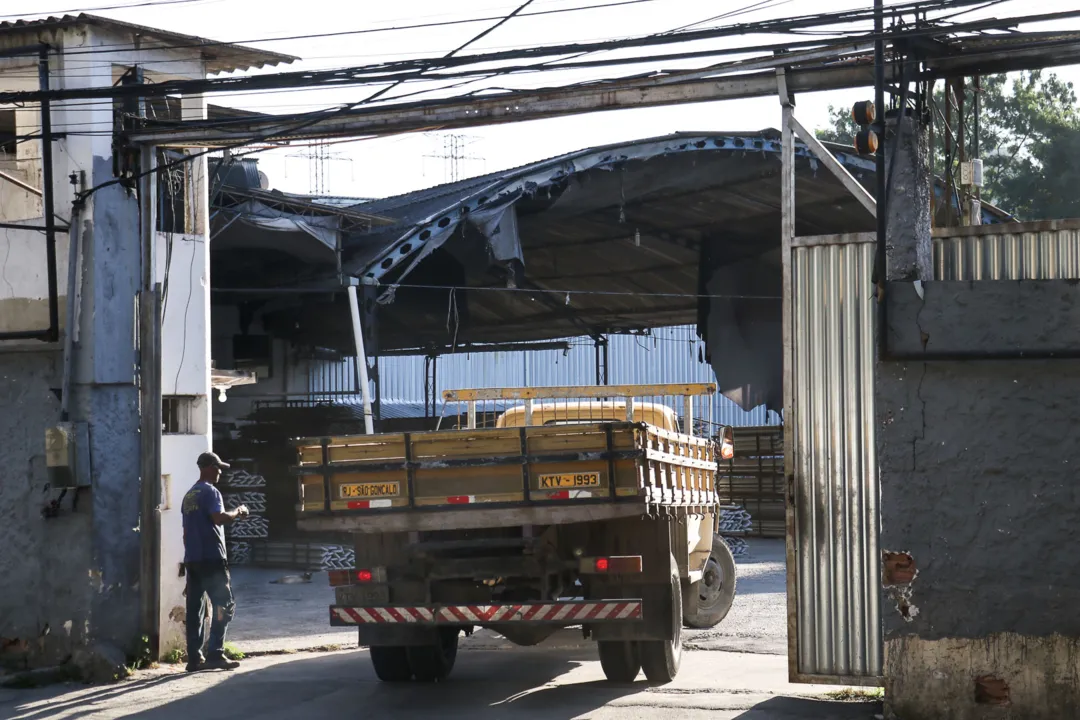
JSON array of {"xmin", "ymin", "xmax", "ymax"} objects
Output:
[
  {"xmin": 124, "ymin": 635, "xmax": 157, "ymax": 675},
  {"xmin": 222, "ymin": 643, "xmax": 245, "ymax": 661},
  {"xmin": 824, "ymin": 688, "xmax": 885, "ymax": 702},
  {"xmin": 162, "ymin": 648, "xmax": 186, "ymax": 665}
]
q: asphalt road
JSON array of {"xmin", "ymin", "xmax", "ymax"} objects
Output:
[{"xmin": 0, "ymin": 540, "xmax": 883, "ymax": 720}]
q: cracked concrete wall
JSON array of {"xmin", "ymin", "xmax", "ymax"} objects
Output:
[
  {"xmin": 0, "ymin": 350, "xmax": 94, "ymax": 667},
  {"xmin": 884, "ymin": 114, "xmax": 932, "ymax": 282},
  {"xmin": 81, "ymin": 170, "xmax": 143, "ymax": 655},
  {"xmin": 0, "ymin": 167, "xmax": 143, "ymax": 669},
  {"xmin": 877, "ymin": 280, "xmax": 1080, "ymax": 719}
]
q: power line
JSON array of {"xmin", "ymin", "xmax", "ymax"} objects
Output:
[
  {"xmin": 36, "ymin": 0, "xmax": 672, "ymax": 58},
  {"xmin": 0, "ymin": 0, "xmax": 217, "ymax": 18},
  {"xmin": 1, "ymin": 0, "xmax": 1032, "ymax": 107}
]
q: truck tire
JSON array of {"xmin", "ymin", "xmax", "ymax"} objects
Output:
[
  {"xmin": 598, "ymin": 641, "xmax": 640, "ymax": 682},
  {"xmin": 407, "ymin": 628, "xmax": 459, "ymax": 682},
  {"xmin": 369, "ymin": 646, "xmax": 412, "ymax": 682},
  {"xmin": 640, "ymin": 554, "xmax": 683, "ymax": 684},
  {"xmin": 684, "ymin": 534, "xmax": 738, "ymax": 629}
]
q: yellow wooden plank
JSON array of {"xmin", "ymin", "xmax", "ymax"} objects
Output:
[
  {"xmin": 411, "ymin": 430, "xmax": 520, "ymax": 460},
  {"xmin": 297, "ymin": 446, "xmax": 324, "ymax": 466},
  {"xmin": 414, "ymin": 465, "xmax": 525, "ymax": 500},
  {"xmin": 328, "ymin": 439, "xmax": 407, "ymax": 464}
]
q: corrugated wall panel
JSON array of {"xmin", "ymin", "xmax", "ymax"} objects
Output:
[
  {"xmin": 934, "ymin": 226, "xmax": 1080, "ymax": 280},
  {"xmin": 790, "ymin": 236, "xmax": 881, "ymax": 680},
  {"xmin": 312, "ymin": 327, "xmax": 780, "ymax": 427}
]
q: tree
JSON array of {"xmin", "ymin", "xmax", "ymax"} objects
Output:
[{"xmin": 816, "ymin": 71, "xmax": 1080, "ymax": 221}]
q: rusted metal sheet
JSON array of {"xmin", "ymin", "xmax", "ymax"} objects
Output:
[
  {"xmin": 933, "ymin": 220, "xmax": 1080, "ymax": 280},
  {"xmin": 787, "ymin": 231, "xmax": 882, "ymax": 684}
]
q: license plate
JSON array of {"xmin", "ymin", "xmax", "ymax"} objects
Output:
[
  {"xmin": 538, "ymin": 472, "xmax": 601, "ymax": 489},
  {"xmin": 339, "ymin": 482, "xmax": 399, "ymax": 499}
]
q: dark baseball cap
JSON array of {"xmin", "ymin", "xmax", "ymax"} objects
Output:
[{"xmin": 196, "ymin": 451, "xmax": 231, "ymax": 470}]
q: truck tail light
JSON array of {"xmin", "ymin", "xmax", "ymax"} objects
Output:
[
  {"xmin": 579, "ymin": 555, "xmax": 642, "ymax": 574},
  {"xmin": 328, "ymin": 567, "xmax": 383, "ymax": 586}
]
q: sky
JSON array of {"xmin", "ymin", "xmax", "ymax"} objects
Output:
[{"xmin": 12, "ymin": 0, "xmax": 1080, "ymax": 199}]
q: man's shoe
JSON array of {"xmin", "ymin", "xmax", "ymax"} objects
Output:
[
  {"xmin": 203, "ymin": 657, "xmax": 240, "ymax": 671},
  {"xmin": 185, "ymin": 662, "xmax": 202, "ymax": 673}
]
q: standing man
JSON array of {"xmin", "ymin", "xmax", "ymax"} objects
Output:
[{"xmin": 182, "ymin": 451, "xmax": 249, "ymax": 672}]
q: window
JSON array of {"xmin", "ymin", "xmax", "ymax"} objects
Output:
[
  {"xmin": 163, "ymin": 396, "xmax": 204, "ymax": 434},
  {"xmin": 0, "ymin": 110, "xmax": 16, "ymax": 158},
  {"xmin": 157, "ymin": 149, "xmax": 189, "ymax": 233}
]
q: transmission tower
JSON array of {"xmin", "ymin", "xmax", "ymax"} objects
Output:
[
  {"xmin": 286, "ymin": 140, "xmax": 352, "ymax": 195},
  {"xmin": 424, "ymin": 133, "xmax": 484, "ymax": 183}
]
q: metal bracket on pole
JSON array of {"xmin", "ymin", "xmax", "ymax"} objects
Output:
[{"xmin": 777, "ymin": 68, "xmax": 791, "ymax": 108}]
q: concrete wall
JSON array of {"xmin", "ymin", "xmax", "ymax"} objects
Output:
[
  {"xmin": 0, "ymin": 349, "xmax": 93, "ymax": 667},
  {"xmin": 877, "ymin": 280, "xmax": 1080, "ymax": 719},
  {"xmin": 0, "ymin": 227, "xmax": 69, "ymax": 334},
  {"xmin": 0, "ymin": 24, "xmax": 212, "ymax": 669}
]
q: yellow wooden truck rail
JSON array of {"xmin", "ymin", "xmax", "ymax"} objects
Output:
[
  {"xmin": 294, "ymin": 384, "xmax": 720, "ymax": 525},
  {"xmin": 444, "ymin": 383, "xmax": 716, "ymax": 431}
]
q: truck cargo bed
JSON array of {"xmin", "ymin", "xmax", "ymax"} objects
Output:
[{"xmin": 295, "ymin": 421, "xmax": 718, "ymax": 533}]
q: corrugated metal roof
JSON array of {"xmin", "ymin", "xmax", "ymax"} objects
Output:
[{"xmin": 2, "ymin": 14, "xmax": 296, "ymax": 74}]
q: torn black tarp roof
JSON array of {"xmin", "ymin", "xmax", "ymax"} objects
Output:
[{"xmin": 232, "ymin": 130, "xmax": 1010, "ymax": 412}]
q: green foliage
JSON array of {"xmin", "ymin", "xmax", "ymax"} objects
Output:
[
  {"xmin": 815, "ymin": 71, "xmax": 1080, "ymax": 221},
  {"xmin": 162, "ymin": 648, "xmax": 186, "ymax": 664},
  {"xmin": 222, "ymin": 643, "xmax": 245, "ymax": 661}
]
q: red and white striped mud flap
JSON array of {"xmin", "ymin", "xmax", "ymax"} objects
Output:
[{"xmin": 330, "ymin": 600, "xmax": 643, "ymax": 626}]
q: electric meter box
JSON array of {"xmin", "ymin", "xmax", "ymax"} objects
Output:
[{"xmin": 45, "ymin": 422, "xmax": 92, "ymax": 488}]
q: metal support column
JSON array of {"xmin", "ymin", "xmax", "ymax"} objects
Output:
[
  {"xmin": 594, "ymin": 335, "xmax": 609, "ymax": 385},
  {"xmin": 424, "ymin": 354, "xmax": 438, "ymax": 419},
  {"xmin": 346, "ymin": 280, "xmax": 375, "ymax": 434}
]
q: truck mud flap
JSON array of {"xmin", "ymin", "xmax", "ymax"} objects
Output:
[{"xmin": 330, "ymin": 600, "xmax": 643, "ymax": 626}]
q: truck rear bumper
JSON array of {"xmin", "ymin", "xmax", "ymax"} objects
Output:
[{"xmin": 330, "ymin": 600, "xmax": 643, "ymax": 626}]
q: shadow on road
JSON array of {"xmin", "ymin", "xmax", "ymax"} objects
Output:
[
  {"xmin": 116, "ymin": 647, "xmax": 651, "ymax": 720},
  {"xmin": 731, "ymin": 696, "xmax": 883, "ymax": 719},
  {"xmin": 4, "ymin": 673, "xmax": 193, "ymax": 720}
]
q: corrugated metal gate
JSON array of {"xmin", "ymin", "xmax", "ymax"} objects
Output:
[
  {"xmin": 784, "ymin": 222, "xmax": 1080, "ymax": 685},
  {"xmin": 785, "ymin": 232, "xmax": 882, "ymax": 684}
]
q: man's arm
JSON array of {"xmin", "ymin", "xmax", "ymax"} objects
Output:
[
  {"xmin": 211, "ymin": 506, "xmax": 248, "ymax": 526},
  {"xmin": 207, "ymin": 487, "xmax": 248, "ymax": 526}
]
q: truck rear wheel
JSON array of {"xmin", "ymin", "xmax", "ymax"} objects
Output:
[
  {"xmin": 369, "ymin": 646, "xmax": 412, "ymax": 682},
  {"xmin": 598, "ymin": 640, "xmax": 640, "ymax": 682},
  {"xmin": 640, "ymin": 555, "xmax": 683, "ymax": 684},
  {"xmin": 407, "ymin": 628, "xmax": 459, "ymax": 682},
  {"xmin": 684, "ymin": 534, "xmax": 737, "ymax": 629}
]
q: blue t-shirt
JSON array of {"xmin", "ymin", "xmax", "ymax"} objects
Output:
[{"xmin": 182, "ymin": 481, "xmax": 227, "ymax": 563}]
